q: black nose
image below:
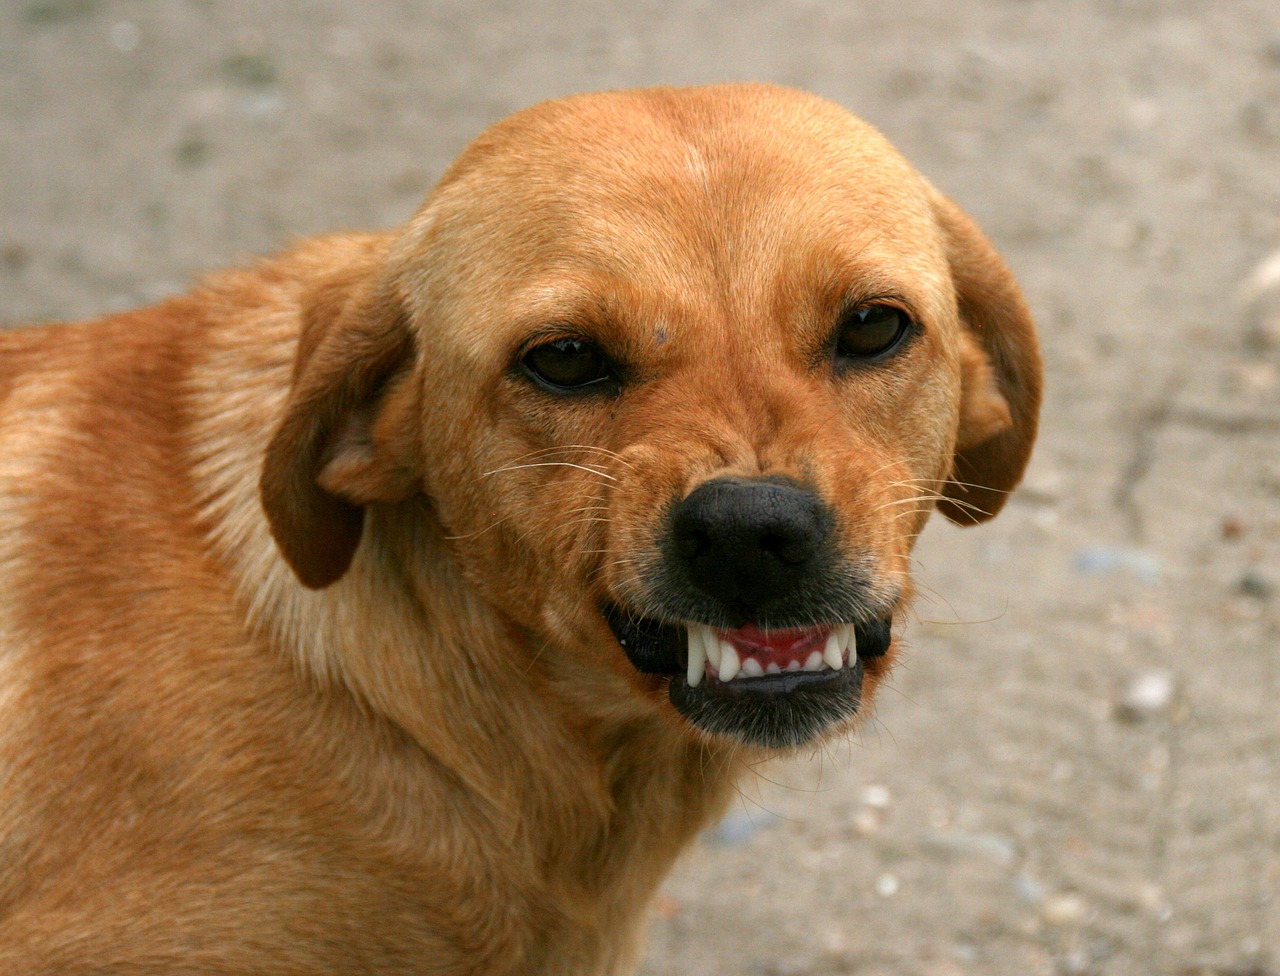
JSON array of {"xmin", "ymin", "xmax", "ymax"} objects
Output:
[{"xmin": 668, "ymin": 477, "xmax": 834, "ymax": 615}]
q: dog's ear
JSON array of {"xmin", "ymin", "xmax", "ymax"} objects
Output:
[
  {"xmin": 930, "ymin": 191, "xmax": 1043, "ymax": 525},
  {"xmin": 260, "ymin": 252, "xmax": 420, "ymax": 589}
]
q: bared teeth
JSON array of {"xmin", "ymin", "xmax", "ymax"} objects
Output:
[
  {"xmin": 684, "ymin": 623, "xmax": 861, "ymax": 686},
  {"xmin": 702, "ymin": 626, "xmax": 721, "ymax": 668},
  {"xmin": 840, "ymin": 623, "xmax": 857, "ymax": 661},
  {"xmin": 686, "ymin": 627, "xmax": 705, "ymax": 688},
  {"xmin": 822, "ymin": 631, "xmax": 843, "ymax": 671},
  {"xmin": 717, "ymin": 641, "xmax": 740, "ymax": 682}
]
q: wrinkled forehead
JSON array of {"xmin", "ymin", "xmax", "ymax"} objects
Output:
[{"xmin": 393, "ymin": 88, "xmax": 950, "ymax": 337}]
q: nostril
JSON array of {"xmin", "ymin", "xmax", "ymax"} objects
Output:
[
  {"xmin": 759, "ymin": 531, "xmax": 813, "ymax": 566},
  {"xmin": 675, "ymin": 528, "xmax": 711, "ymax": 561}
]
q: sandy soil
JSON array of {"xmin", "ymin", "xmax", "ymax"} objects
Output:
[{"xmin": 3, "ymin": 2, "xmax": 1279, "ymax": 974}]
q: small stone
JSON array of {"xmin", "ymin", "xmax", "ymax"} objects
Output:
[
  {"xmin": 1239, "ymin": 249, "xmax": 1280, "ymax": 350},
  {"xmin": 1041, "ymin": 893, "xmax": 1088, "ymax": 926},
  {"xmin": 1058, "ymin": 948, "xmax": 1093, "ymax": 975},
  {"xmin": 861, "ymin": 784, "xmax": 892, "ymax": 809},
  {"xmin": 1014, "ymin": 871, "xmax": 1048, "ymax": 904},
  {"xmin": 1237, "ymin": 570, "xmax": 1274, "ymax": 601},
  {"xmin": 1137, "ymin": 883, "xmax": 1172, "ymax": 922},
  {"xmin": 852, "ymin": 807, "xmax": 882, "ymax": 837},
  {"xmin": 706, "ymin": 809, "xmax": 780, "ymax": 846},
  {"xmin": 1073, "ymin": 546, "xmax": 1161, "ymax": 583},
  {"xmin": 109, "ymin": 20, "xmax": 140, "ymax": 52},
  {"xmin": 1018, "ymin": 463, "xmax": 1063, "ymax": 505},
  {"xmin": 875, "ymin": 872, "xmax": 900, "ymax": 898},
  {"xmin": 1115, "ymin": 669, "xmax": 1177, "ymax": 722},
  {"xmin": 1227, "ymin": 360, "xmax": 1280, "ymax": 392},
  {"xmin": 921, "ymin": 829, "xmax": 1019, "ymax": 867},
  {"xmin": 1, "ymin": 243, "xmax": 29, "ymax": 271}
]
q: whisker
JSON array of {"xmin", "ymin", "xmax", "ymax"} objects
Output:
[{"xmin": 481, "ymin": 461, "xmax": 617, "ymax": 481}]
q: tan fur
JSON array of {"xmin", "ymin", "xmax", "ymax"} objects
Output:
[{"xmin": 0, "ymin": 85, "xmax": 1040, "ymax": 974}]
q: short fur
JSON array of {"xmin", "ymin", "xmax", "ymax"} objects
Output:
[{"xmin": 0, "ymin": 85, "xmax": 1040, "ymax": 974}]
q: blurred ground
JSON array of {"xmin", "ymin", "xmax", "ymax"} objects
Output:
[{"xmin": 2, "ymin": 2, "xmax": 1279, "ymax": 974}]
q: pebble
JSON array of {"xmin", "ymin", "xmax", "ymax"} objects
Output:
[
  {"xmin": 109, "ymin": 20, "xmax": 140, "ymax": 52},
  {"xmin": 1115, "ymin": 669, "xmax": 1177, "ymax": 722},
  {"xmin": 1239, "ymin": 249, "xmax": 1280, "ymax": 350},
  {"xmin": 1073, "ymin": 546, "xmax": 1162, "ymax": 583},
  {"xmin": 851, "ymin": 807, "xmax": 882, "ymax": 837},
  {"xmin": 1041, "ymin": 893, "xmax": 1089, "ymax": 926},
  {"xmin": 1237, "ymin": 570, "xmax": 1274, "ymax": 601},
  {"xmin": 706, "ymin": 809, "xmax": 780, "ymax": 847},
  {"xmin": 921, "ymin": 829, "xmax": 1019, "ymax": 867},
  {"xmin": 1014, "ymin": 871, "xmax": 1048, "ymax": 904},
  {"xmin": 875, "ymin": 872, "xmax": 901, "ymax": 897},
  {"xmin": 861, "ymin": 784, "xmax": 892, "ymax": 810}
]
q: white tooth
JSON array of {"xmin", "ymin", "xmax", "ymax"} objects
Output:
[
  {"xmin": 766, "ymin": 662, "xmax": 781, "ymax": 675},
  {"xmin": 804, "ymin": 650, "xmax": 824, "ymax": 671},
  {"xmin": 718, "ymin": 642, "xmax": 740, "ymax": 682},
  {"xmin": 701, "ymin": 625, "xmax": 721, "ymax": 668},
  {"xmin": 841, "ymin": 624, "xmax": 857, "ymax": 661},
  {"xmin": 823, "ymin": 631, "xmax": 843, "ymax": 671},
  {"xmin": 686, "ymin": 628, "xmax": 706, "ymax": 688},
  {"xmin": 785, "ymin": 659, "xmax": 801, "ymax": 672},
  {"xmin": 741, "ymin": 657, "xmax": 764, "ymax": 678}
]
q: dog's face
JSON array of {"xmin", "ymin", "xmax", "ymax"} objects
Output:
[{"xmin": 262, "ymin": 85, "xmax": 1041, "ymax": 750}]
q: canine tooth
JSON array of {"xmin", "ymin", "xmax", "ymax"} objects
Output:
[
  {"xmin": 741, "ymin": 657, "xmax": 764, "ymax": 678},
  {"xmin": 841, "ymin": 624, "xmax": 857, "ymax": 660},
  {"xmin": 804, "ymin": 650, "xmax": 824, "ymax": 671},
  {"xmin": 686, "ymin": 628, "xmax": 706, "ymax": 688},
  {"xmin": 701, "ymin": 625, "xmax": 721, "ymax": 668},
  {"xmin": 766, "ymin": 662, "xmax": 781, "ymax": 675},
  {"xmin": 718, "ymin": 642, "xmax": 740, "ymax": 682},
  {"xmin": 823, "ymin": 631, "xmax": 843, "ymax": 671}
]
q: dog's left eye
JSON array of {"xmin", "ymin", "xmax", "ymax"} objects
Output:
[
  {"xmin": 834, "ymin": 304, "xmax": 912, "ymax": 361},
  {"xmin": 522, "ymin": 337, "xmax": 615, "ymax": 391}
]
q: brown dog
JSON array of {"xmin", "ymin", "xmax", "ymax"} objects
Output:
[{"xmin": 0, "ymin": 84, "xmax": 1040, "ymax": 974}]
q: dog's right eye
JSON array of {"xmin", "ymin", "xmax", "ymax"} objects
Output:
[{"xmin": 521, "ymin": 337, "xmax": 616, "ymax": 392}]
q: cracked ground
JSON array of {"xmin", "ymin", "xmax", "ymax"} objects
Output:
[{"xmin": 2, "ymin": 2, "xmax": 1278, "ymax": 974}]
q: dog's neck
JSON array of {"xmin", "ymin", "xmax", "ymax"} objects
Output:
[{"xmin": 232, "ymin": 500, "xmax": 738, "ymax": 962}]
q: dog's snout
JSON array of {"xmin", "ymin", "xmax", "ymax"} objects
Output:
[{"xmin": 669, "ymin": 478, "xmax": 833, "ymax": 614}]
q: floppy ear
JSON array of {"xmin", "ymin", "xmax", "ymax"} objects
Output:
[
  {"xmin": 260, "ymin": 253, "xmax": 420, "ymax": 589},
  {"xmin": 931, "ymin": 192, "xmax": 1043, "ymax": 525}
]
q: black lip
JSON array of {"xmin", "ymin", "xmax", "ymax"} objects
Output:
[
  {"xmin": 602, "ymin": 604, "xmax": 892, "ymax": 748},
  {"xmin": 601, "ymin": 604, "xmax": 683, "ymax": 675},
  {"xmin": 669, "ymin": 659, "xmax": 864, "ymax": 749}
]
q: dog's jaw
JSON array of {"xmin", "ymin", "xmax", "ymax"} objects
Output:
[{"xmin": 602, "ymin": 607, "xmax": 893, "ymax": 748}]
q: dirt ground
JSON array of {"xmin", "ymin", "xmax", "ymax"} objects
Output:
[{"xmin": 3, "ymin": 1, "xmax": 1279, "ymax": 974}]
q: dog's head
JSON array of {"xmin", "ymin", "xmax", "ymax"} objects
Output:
[{"xmin": 260, "ymin": 85, "xmax": 1041, "ymax": 750}]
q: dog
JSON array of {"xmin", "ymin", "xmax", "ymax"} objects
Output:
[{"xmin": 0, "ymin": 84, "xmax": 1040, "ymax": 974}]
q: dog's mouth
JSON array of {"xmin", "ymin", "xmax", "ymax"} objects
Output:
[{"xmin": 602, "ymin": 606, "xmax": 891, "ymax": 748}]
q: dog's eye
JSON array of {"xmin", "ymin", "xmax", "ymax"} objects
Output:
[
  {"xmin": 834, "ymin": 305, "xmax": 911, "ymax": 361},
  {"xmin": 522, "ymin": 337, "xmax": 615, "ymax": 391}
]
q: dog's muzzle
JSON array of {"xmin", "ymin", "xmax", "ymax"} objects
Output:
[{"xmin": 604, "ymin": 476, "xmax": 894, "ymax": 748}]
